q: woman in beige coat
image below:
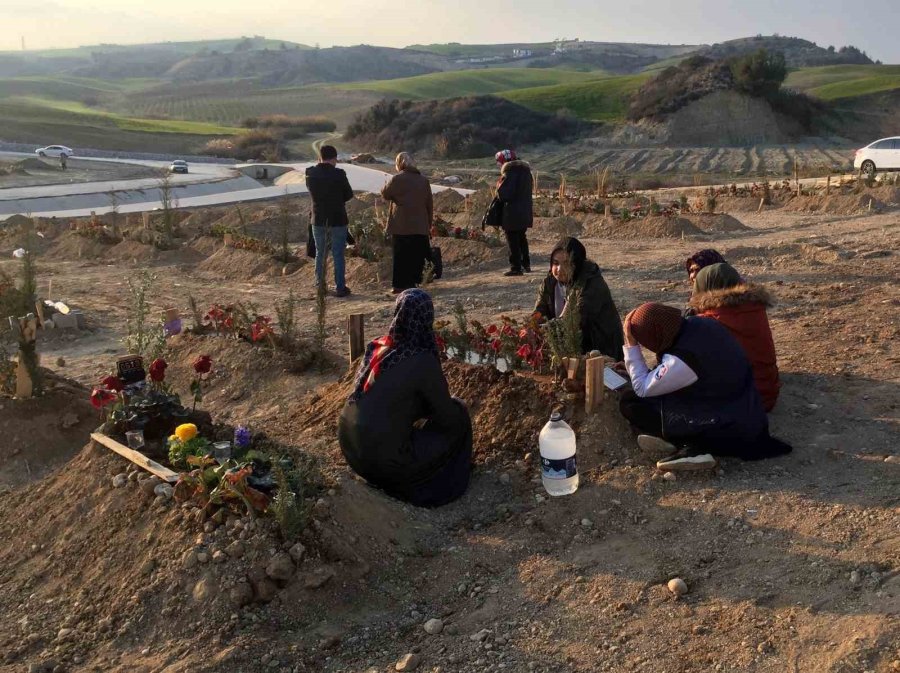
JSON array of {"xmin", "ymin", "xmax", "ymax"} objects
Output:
[{"xmin": 381, "ymin": 152, "xmax": 433, "ymax": 293}]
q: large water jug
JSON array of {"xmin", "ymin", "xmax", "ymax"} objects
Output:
[{"xmin": 539, "ymin": 411, "xmax": 578, "ymax": 496}]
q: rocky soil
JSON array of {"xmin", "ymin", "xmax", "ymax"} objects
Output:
[{"xmin": 0, "ymin": 188, "xmax": 898, "ymax": 673}]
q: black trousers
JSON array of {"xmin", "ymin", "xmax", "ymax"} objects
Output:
[
  {"xmin": 504, "ymin": 230, "xmax": 530, "ymax": 271},
  {"xmin": 392, "ymin": 234, "xmax": 430, "ymax": 290}
]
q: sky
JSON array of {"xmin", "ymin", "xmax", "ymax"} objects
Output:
[{"xmin": 2, "ymin": 0, "xmax": 897, "ymax": 63}]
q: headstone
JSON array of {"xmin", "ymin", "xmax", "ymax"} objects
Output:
[{"xmin": 117, "ymin": 354, "xmax": 146, "ymax": 384}]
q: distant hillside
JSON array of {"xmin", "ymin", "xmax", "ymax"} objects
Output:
[
  {"xmin": 345, "ymin": 96, "xmax": 587, "ymax": 158},
  {"xmin": 698, "ymin": 36, "xmax": 874, "ymax": 68},
  {"xmin": 502, "ymin": 74, "xmax": 649, "ymax": 122},
  {"xmin": 340, "ymin": 68, "xmax": 599, "ymax": 99},
  {"xmin": 785, "ymin": 65, "xmax": 900, "ymax": 100}
]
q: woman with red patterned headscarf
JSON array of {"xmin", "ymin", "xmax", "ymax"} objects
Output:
[
  {"xmin": 618, "ymin": 302, "xmax": 790, "ymax": 471},
  {"xmin": 339, "ymin": 289, "xmax": 472, "ymax": 507}
]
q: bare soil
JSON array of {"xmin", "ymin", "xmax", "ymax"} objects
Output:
[
  {"xmin": 0, "ymin": 156, "xmax": 160, "ymax": 189},
  {"xmin": 0, "ymin": 190, "xmax": 898, "ymax": 673}
]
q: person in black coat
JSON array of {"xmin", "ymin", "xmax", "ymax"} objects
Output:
[
  {"xmin": 533, "ymin": 237, "xmax": 624, "ymax": 359},
  {"xmin": 338, "ymin": 289, "xmax": 473, "ymax": 507},
  {"xmin": 495, "ymin": 149, "xmax": 533, "ymax": 276},
  {"xmin": 305, "ymin": 144, "xmax": 353, "ymax": 297}
]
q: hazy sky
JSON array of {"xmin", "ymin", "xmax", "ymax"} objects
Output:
[{"xmin": 2, "ymin": 0, "xmax": 897, "ymax": 63}]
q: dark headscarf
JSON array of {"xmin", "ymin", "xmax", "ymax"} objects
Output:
[
  {"xmin": 349, "ymin": 289, "xmax": 438, "ymax": 401},
  {"xmin": 551, "ymin": 237, "xmax": 587, "ymax": 281},
  {"xmin": 693, "ymin": 262, "xmax": 742, "ymax": 294},
  {"xmin": 629, "ymin": 302, "xmax": 684, "ymax": 358},
  {"xmin": 685, "ymin": 249, "xmax": 726, "ymax": 276}
]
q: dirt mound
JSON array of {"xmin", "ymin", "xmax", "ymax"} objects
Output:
[
  {"xmin": 345, "ymin": 195, "xmax": 380, "ymax": 218},
  {"xmin": 13, "ymin": 157, "xmax": 57, "ymax": 172},
  {"xmin": 687, "ymin": 213, "xmax": 750, "ymax": 234},
  {"xmin": 726, "ymin": 240, "xmax": 854, "ymax": 267},
  {"xmin": 434, "ymin": 238, "xmax": 505, "ymax": 268},
  {"xmin": 433, "ymin": 189, "xmax": 466, "ymax": 213},
  {"xmin": 586, "ymin": 215, "xmax": 704, "ymax": 239},
  {"xmin": 0, "ymin": 371, "xmax": 96, "ymax": 493},
  {"xmin": 782, "ymin": 191, "xmax": 886, "ymax": 215},
  {"xmin": 45, "ymin": 232, "xmax": 204, "ymax": 265},
  {"xmin": 195, "ymin": 246, "xmax": 287, "ymax": 281}
]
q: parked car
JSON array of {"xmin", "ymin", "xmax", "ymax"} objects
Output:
[
  {"xmin": 169, "ymin": 160, "xmax": 189, "ymax": 174},
  {"xmin": 854, "ymin": 137, "xmax": 900, "ymax": 177},
  {"xmin": 35, "ymin": 145, "xmax": 74, "ymax": 159}
]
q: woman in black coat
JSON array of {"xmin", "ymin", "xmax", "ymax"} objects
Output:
[
  {"xmin": 534, "ymin": 237, "xmax": 625, "ymax": 359},
  {"xmin": 495, "ymin": 149, "xmax": 534, "ymax": 277},
  {"xmin": 338, "ymin": 289, "xmax": 472, "ymax": 507}
]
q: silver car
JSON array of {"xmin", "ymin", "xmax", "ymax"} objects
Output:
[{"xmin": 35, "ymin": 145, "xmax": 74, "ymax": 159}]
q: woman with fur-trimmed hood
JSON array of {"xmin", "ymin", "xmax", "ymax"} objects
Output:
[
  {"xmin": 495, "ymin": 149, "xmax": 533, "ymax": 276},
  {"xmin": 689, "ymin": 263, "xmax": 781, "ymax": 411}
]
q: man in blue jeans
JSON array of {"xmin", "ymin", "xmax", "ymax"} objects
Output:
[{"xmin": 306, "ymin": 145, "xmax": 353, "ymax": 297}]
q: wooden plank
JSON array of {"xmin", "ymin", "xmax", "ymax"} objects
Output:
[
  {"xmin": 584, "ymin": 356, "xmax": 602, "ymax": 414},
  {"xmin": 348, "ymin": 313, "xmax": 366, "ymax": 363},
  {"xmin": 91, "ymin": 432, "xmax": 179, "ymax": 483}
]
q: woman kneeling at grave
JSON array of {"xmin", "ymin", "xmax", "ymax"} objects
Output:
[
  {"xmin": 339, "ymin": 289, "xmax": 473, "ymax": 507},
  {"xmin": 533, "ymin": 237, "xmax": 625, "ymax": 359},
  {"xmin": 618, "ymin": 302, "xmax": 791, "ymax": 471},
  {"xmin": 689, "ymin": 262, "xmax": 781, "ymax": 412}
]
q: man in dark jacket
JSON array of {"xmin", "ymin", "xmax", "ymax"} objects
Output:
[
  {"xmin": 306, "ymin": 145, "xmax": 354, "ymax": 297},
  {"xmin": 495, "ymin": 149, "xmax": 533, "ymax": 277}
]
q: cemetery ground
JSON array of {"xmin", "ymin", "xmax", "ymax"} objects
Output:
[{"xmin": 0, "ymin": 181, "xmax": 897, "ymax": 673}]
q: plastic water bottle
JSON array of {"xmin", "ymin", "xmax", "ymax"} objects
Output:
[{"xmin": 539, "ymin": 411, "xmax": 578, "ymax": 496}]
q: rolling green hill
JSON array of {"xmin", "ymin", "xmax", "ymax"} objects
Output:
[
  {"xmin": 501, "ymin": 74, "xmax": 651, "ymax": 121},
  {"xmin": 340, "ymin": 68, "xmax": 601, "ymax": 99},
  {"xmin": 785, "ymin": 65, "xmax": 900, "ymax": 100}
]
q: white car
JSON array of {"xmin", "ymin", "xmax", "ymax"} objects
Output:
[
  {"xmin": 169, "ymin": 160, "xmax": 189, "ymax": 174},
  {"xmin": 854, "ymin": 137, "xmax": 900, "ymax": 177},
  {"xmin": 35, "ymin": 145, "xmax": 74, "ymax": 159}
]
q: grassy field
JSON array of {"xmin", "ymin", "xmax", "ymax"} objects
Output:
[
  {"xmin": 785, "ymin": 65, "xmax": 900, "ymax": 100},
  {"xmin": 0, "ymin": 98, "xmax": 237, "ymax": 154},
  {"xmin": 501, "ymin": 73, "xmax": 650, "ymax": 121},
  {"xmin": 340, "ymin": 68, "xmax": 602, "ymax": 99}
]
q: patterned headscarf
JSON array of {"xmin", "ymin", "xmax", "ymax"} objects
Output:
[
  {"xmin": 684, "ymin": 249, "xmax": 726, "ymax": 276},
  {"xmin": 629, "ymin": 302, "xmax": 684, "ymax": 358},
  {"xmin": 693, "ymin": 262, "xmax": 742, "ymax": 294},
  {"xmin": 495, "ymin": 149, "xmax": 517, "ymax": 165},
  {"xmin": 349, "ymin": 289, "xmax": 439, "ymax": 401}
]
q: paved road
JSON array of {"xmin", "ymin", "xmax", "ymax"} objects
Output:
[{"xmin": 0, "ymin": 156, "xmax": 471, "ymax": 221}]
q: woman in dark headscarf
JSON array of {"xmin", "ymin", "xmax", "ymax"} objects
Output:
[
  {"xmin": 689, "ymin": 263, "xmax": 781, "ymax": 411},
  {"xmin": 685, "ymin": 249, "xmax": 726, "ymax": 283},
  {"xmin": 339, "ymin": 289, "xmax": 472, "ymax": 507},
  {"xmin": 618, "ymin": 302, "xmax": 790, "ymax": 470},
  {"xmin": 533, "ymin": 237, "xmax": 625, "ymax": 359}
]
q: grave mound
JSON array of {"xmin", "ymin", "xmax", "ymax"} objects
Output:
[{"xmin": 585, "ymin": 215, "xmax": 704, "ymax": 239}]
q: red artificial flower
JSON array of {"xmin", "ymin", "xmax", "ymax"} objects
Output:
[
  {"xmin": 149, "ymin": 358, "xmax": 168, "ymax": 383},
  {"xmin": 501, "ymin": 324, "xmax": 514, "ymax": 337},
  {"xmin": 101, "ymin": 375, "xmax": 124, "ymax": 392},
  {"xmin": 486, "ymin": 324, "xmax": 499, "ymax": 335},
  {"xmin": 250, "ymin": 316, "xmax": 273, "ymax": 343},
  {"xmin": 516, "ymin": 344, "xmax": 533, "ymax": 359},
  {"xmin": 490, "ymin": 339, "xmax": 501, "ymax": 353},
  {"xmin": 518, "ymin": 328, "xmax": 529, "ymax": 340},
  {"xmin": 193, "ymin": 355, "xmax": 213, "ymax": 375},
  {"xmin": 90, "ymin": 387, "xmax": 117, "ymax": 409},
  {"xmin": 434, "ymin": 334, "xmax": 446, "ymax": 352}
]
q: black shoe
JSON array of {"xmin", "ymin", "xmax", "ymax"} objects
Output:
[
  {"xmin": 523, "ymin": 265, "xmax": 532, "ymax": 273},
  {"xmin": 335, "ymin": 286, "xmax": 352, "ymax": 298},
  {"xmin": 503, "ymin": 269, "xmax": 524, "ymax": 277}
]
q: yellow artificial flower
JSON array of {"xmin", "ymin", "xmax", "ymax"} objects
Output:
[
  {"xmin": 168, "ymin": 434, "xmax": 179, "ymax": 444},
  {"xmin": 174, "ymin": 423, "xmax": 198, "ymax": 442}
]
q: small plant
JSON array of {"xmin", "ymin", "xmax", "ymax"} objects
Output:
[
  {"xmin": 649, "ymin": 199, "xmax": 662, "ymax": 216},
  {"xmin": 276, "ymin": 192, "xmax": 293, "ymax": 263},
  {"xmin": 315, "ymin": 229, "xmax": 330, "ymax": 351},
  {"xmin": 271, "ymin": 464, "xmax": 309, "ymax": 540},
  {"xmin": 157, "ymin": 171, "xmax": 176, "ymax": 236},
  {"xmin": 0, "ymin": 344, "xmax": 15, "ymax": 395},
  {"xmin": 705, "ymin": 188, "xmax": 717, "ymax": 214},
  {"xmin": 168, "ymin": 423, "xmax": 213, "ymax": 470},
  {"xmin": 275, "ymin": 289, "xmax": 297, "ymax": 345},
  {"xmin": 124, "ymin": 271, "xmax": 166, "ymax": 361},
  {"xmin": 190, "ymin": 355, "xmax": 213, "ymax": 412},
  {"xmin": 678, "ymin": 194, "xmax": 689, "ymax": 211},
  {"xmin": 544, "ymin": 291, "xmax": 582, "ymax": 371},
  {"xmin": 620, "ymin": 207, "xmax": 631, "ymax": 222},
  {"xmin": 762, "ymin": 180, "xmax": 772, "ymax": 205}
]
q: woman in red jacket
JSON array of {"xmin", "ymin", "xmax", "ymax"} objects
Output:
[{"xmin": 688, "ymin": 263, "xmax": 781, "ymax": 411}]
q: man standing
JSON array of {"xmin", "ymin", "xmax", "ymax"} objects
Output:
[
  {"xmin": 306, "ymin": 145, "xmax": 354, "ymax": 297},
  {"xmin": 495, "ymin": 149, "xmax": 533, "ymax": 277}
]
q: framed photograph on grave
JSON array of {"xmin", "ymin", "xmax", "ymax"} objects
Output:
[{"xmin": 117, "ymin": 354, "xmax": 146, "ymax": 384}]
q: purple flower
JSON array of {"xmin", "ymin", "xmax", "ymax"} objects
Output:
[{"xmin": 234, "ymin": 425, "xmax": 251, "ymax": 449}]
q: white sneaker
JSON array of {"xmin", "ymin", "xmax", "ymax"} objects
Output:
[
  {"xmin": 656, "ymin": 454, "xmax": 718, "ymax": 472},
  {"xmin": 637, "ymin": 435, "xmax": 677, "ymax": 458}
]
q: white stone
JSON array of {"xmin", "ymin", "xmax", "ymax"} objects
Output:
[
  {"xmin": 112, "ymin": 474, "xmax": 128, "ymax": 488},
  {"xmin": 154, "ymin": 483, "xmax": 174, "ymax": 500},
  {"xmin": 667, "ymin": 578, "xmax": 688, "ymax": 596}
]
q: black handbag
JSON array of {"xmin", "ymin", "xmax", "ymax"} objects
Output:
[
  {"xmin": 430, "ymin": 245, "xmax": 443, "ymax": 279},
  {"xmin": 481, "ymin": 196, "xmax": 503, "ymax": 229}
]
